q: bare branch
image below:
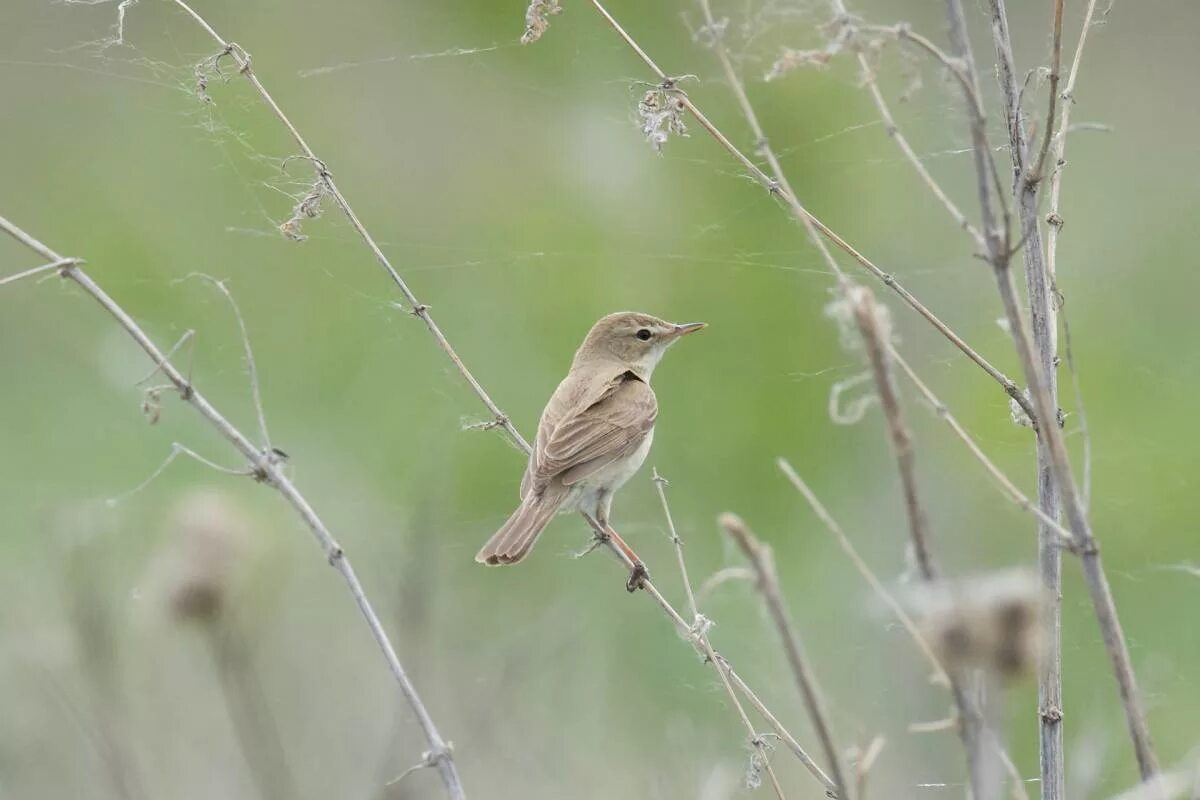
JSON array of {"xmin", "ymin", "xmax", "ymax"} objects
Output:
[
  {"xmin": 652, "ymin": 476, "xmax": 788, "ymax": 800},
  {"xmin": 983, "ymin": 0, "xmax": 1159, "ymax": 780},
  {"xmin": 0, "ymin": 256, "xmax": 81, "ymax": 286},
  {"xmin": 887, "ymin": 349, "xmax": 1073, "ymax": 548},
  {"xmin": 718, "ymin": 512, "xmax": 850, "ymax": 799},
  {"xmin": 1026, "ymin": 0, "xmax": 1065, "ymax": 187},
  {"xmin": 847, "ymin": 286, "xmax": 936, "ymax": 581},
  {"xmin": 776, "ymin": 458, "xmax": 948, "ymax": 686},
  {"xmin": 854, "ymin": 38, "xmax": 988, "ymax": 252},
  {"xmin": 165, "ymin": 0, "xmax": 531, "ymax": 456},
  {"xmin": 577, "ymin": 508, "xmax": 837, "ymax": 796},
  {"xmin": 841, "ymin": 286, "xmax": 1000, "ymax": 798},
  {"xmin": 1046, "ymin": 0, "xmax": 1103, "ymax": 512},
  {"xmin": 605, "ymin": 0, "xmax": 1040, "ymax": 423},
  {"xmin": 0, "ymin": 213, "xmax": 467, "ymax": 800},
  {"xmin": 186, "ymin": 274, "xmax": 272, "ymax": 449}
]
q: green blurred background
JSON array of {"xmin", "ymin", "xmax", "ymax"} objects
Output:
[{"xmin": 2, "ymin": 0, "xmax": 1197, "ymax": 797}]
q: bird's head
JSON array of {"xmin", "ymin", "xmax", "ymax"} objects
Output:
[{"xmin": 574, "ymin": 311, "xmax": 706, "ymax": 379}]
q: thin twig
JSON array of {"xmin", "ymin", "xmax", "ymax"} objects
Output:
[
  {"xmin": 0, "ymin": 256, "xmax": 81, "ymax": 286},
  {"xmin": 853, "ymin": 39, "xmax": 987, "ymax": 252},
  {"xmin": 719, "ymin": 512, "xmax": 850, "ymax": 799},
  {"xmin": 888, "ymin": 349, "xmax": 1073, "ymax": 548},
  {"xmin": 1046, "ymin": 0, "xmax": 1101, "ymax": 511},
  {"xmin": 188, "ymin": 274, "xmax": 272, "ymax": 449},
  {"xmin": 1026, "ymin": 0, "xmax": 1065, "ymax": 188},
  {"xmin": 577, "ymin": 509, "xmax": 836, "ymax": 795},
  {"xmin": 622, "ymin": 0, "xmax": 1039, "ymax": 423},
  {"xmin": 165, "ymin": 0, "xmax": 531, "ymax": 456},
  {"xmin": 651, "ymin": 475, "xmax": 788, "ymax": 800},
  {"xmin": 652, "ymin": 469, "xmax": 698, "ymax": 619},
  {"xmin": 112, "ymin": 5, "xmax": 837, "ymax": 782},
  {"xmin": 0, "ymin": 214, "xmax": 466, "ymax": 800},
  {"xmin": 775, "ymin": 458, "xmax": 947, "ymax": 686}
]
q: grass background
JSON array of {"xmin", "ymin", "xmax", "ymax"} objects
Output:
[{"xmin": 2, "ymin": 0, "xmax": 1198, "ymax": 797}]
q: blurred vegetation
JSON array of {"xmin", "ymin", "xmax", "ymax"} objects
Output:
[{"xmin": 2, "ymin": 0, "xmax": 1198, "ymax": 797}]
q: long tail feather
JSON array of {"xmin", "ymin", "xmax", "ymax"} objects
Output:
[{"xmin": 475, "ymin": 490, "xmax": 564, "ymax": 566}]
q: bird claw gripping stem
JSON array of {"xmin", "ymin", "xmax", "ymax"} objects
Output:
[{"xmin": 626, "ymin": 561, "xmax": 649, "ymax": 593}]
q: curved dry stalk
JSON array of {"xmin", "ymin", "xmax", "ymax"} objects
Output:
[
  {"xmin": 609, "ymin": 0, "xmax": 1039, "ymax": 424},
  {"xmin": 0, "ymin": 214, "xmax": 466, "ymax": 800},
  {"xmin": 718, "ymin": 513, "xmax": 850, "ymax": 799}
]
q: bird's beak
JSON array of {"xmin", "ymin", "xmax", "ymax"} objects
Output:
[
  {"xmin": 672, "ymin": 321, "xmax": 705, "ymax": 335},
  {"xmin": 669, "ymin": 321, "xmax": 707, "ymax": 338}
]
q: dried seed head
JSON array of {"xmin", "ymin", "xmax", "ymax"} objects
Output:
[
  {"xmin": 163, "ymin": 489, "xmax": 250, "ymax": 623},
  {"xmin": 638, "ymin": 86, "xmax": 689, "ymax": 153},
  {"xmin": 908, "ymin": 569, "xmax": 1043, "ymax": 679},
  {"xmin": 279, "ymin": 179, "xmax": 325, "ymax": 242},
  {"xmin": 520, "ymin": 0, "xmax": 562, "ymax": 45}
]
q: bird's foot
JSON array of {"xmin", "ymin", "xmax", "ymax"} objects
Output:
[{"xmin": 626, "ymin": 561, "xmax": 649, "ymax": 593}]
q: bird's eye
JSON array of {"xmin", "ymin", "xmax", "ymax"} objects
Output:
[{"xmin": 636, "ymin": 328, "xmax": 652, "ymax": 341}]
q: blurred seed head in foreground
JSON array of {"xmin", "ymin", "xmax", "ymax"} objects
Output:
[
  {"xmin": 907, "ymin": 569, "xmax": 1044, "ymax": 679},
  {"xmin": 161, "ymin": 489, "xmax": 251, "ymax": 624}
]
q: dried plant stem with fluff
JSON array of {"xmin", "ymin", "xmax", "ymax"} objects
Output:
[
  {"xmin": 0, "ymin": 215, "xmax": 466, "ymax": 800},
  {"xmin": 652, "ymin": 472, "xmax": 792, "ymax": 796},
  {"xmin": 603, "ymin": 0, "xmax": 1038, "ymax": 424},
  {"xmin": 948, "ymin": 0, "xmax": 1157, "ymax": 781},
  {"xmin": 128, "ymin": 6, "xmax": 848, "ymax": 788},
  {"xmin": 718, "ymin": 512, "xmax": 850, "ymax": 799},
  {"xmin": 846, "ymin": 286, "xmax": 997, "ymax": 800},
  {"xmin": 165, "ymin": 0, "xmax": 529, "ymax": 454},
  {"xmin": 775, "ymin": 462, "xmax": 1030, "ymax": 800}
]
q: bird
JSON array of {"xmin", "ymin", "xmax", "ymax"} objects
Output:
[{"xmin": 475, "ymin": 311, "xmax": 706, "ymax": 590}]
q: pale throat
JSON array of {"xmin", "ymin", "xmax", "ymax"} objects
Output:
[{"xmin": 628, "ymin": 344, "xmax": 670, "ymax": 380}]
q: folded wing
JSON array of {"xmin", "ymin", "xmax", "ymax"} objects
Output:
[{"xmin": 532, "ymin": 374, "xmax": 657, "ymax": 490}]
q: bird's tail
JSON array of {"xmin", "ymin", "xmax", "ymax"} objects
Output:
[{"xmin": 475, "ymin": 489, "xmax": 565, "ymax": 566}]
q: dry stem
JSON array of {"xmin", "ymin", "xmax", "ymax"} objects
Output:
[
  {"xmin": 130, "ymin": 5, "xmax": 847, "ymax": 790},
  {"xmin": 846, "ymin": 286, "xmax": 996, "ymax": 799},
  {"xmin": 719, "ymin": 512, "xmax": 850, "ymax": 799},
  {"xmin": 983, "ymin": 0, "xmax": 1158, "ymax": 782},
  {"xmin": 652, "ymin": 473, "xmax": 790, "ymax": 800},
  {"xmin": 0, "ymin": 214, "xmax": 466, "ymax": 800},
  {"xmin": 613, "ymin": 0, "xmax": 1039, "ymax": 423}
]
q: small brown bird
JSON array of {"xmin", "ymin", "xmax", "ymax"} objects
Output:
[{"xmin": 476, "ymin": 312, "xmax": 705, "ymax": 587}]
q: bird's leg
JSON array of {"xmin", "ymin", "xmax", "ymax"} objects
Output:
[{"xmin": 596, "ymin": 493, "xmax": 648, "ymax": 593}]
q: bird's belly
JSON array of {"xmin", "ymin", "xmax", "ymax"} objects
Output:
[{"xmin": 561, "ymin": 429, "xmax": 654, "ymax": 512}]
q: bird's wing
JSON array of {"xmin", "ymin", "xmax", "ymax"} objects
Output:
[{"xmin": 532, "ymin": 374, "xmax": 657, "ymax": 487}]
